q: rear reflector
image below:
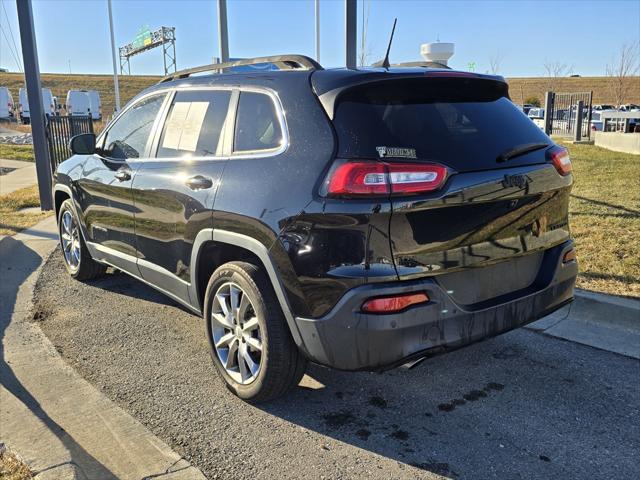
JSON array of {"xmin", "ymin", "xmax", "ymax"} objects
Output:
[
  {"xmin": 563, "ymin": 249, "xmax": 577, "ymax": 263},
  {"xmin": 327, "ymin": 161, "xmax": 448, "ymax": 197},
  {"xmin": 547, "ymin": 145, "xmax": 572, "ymax": 176},
  {"xmin": 361, "ymin": 292, "xmax": 429, "ymax": 314}
]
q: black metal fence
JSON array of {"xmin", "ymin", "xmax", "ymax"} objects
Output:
[
  {"xmin": 45, "ymin": 115, "xmax": 94, "ymax": 171},
  {"xmin": 548, "ymin": 91, "xmax": 593, "ymax": 140}
]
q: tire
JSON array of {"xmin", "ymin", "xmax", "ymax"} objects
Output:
[
  {"xmin": 204, "ymin": 261, "xmax": 307, "ymax": 402},
  {"xmin": 58, "ymin": 199, "xmax": 106, "ymax": 281}
]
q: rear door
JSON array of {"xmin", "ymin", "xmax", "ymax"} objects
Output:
[
  {"xmin": 331, "ymin": 76, "xmax": 573, "ymax": 295},
  {"xmin": 131, "ymin": 88, "xmax": 234, "ymax": 306}
]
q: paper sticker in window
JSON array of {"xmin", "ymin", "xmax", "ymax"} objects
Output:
[{"xmin": 162, "ymin": 101, "xmax": 209, "ymax": 152}]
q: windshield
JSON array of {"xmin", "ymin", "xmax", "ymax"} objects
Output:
[{"xmin": 333, "ymin": 77, "xmax": 550, "ymax": 172}]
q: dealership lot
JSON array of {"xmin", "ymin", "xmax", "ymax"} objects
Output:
[{"xmin": 33, "ymin": 252, "xmax": 640, "ymax": 480}]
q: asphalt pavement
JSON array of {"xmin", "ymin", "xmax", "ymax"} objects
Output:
[{"xmin": 34, "ymin": 251, "xmax": 640, "ymax": 480}]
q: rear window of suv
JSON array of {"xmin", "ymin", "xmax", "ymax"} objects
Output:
[{"xmin": 333, "ymin": 77, "xmax": 550, "ymax": 172}]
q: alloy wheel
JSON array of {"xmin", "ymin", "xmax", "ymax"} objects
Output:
[
  {"xmin": 60, "ymin": 210, "xmax": 81, "ymax": 270},
  {"xmin": 210, "ymin": 282, "xmax": 263, "ymax": 384}
]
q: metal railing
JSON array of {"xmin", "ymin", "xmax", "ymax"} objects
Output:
[
  {"xmin": 599, "ymin": 111, "xmax": 640, "ymax": 133},
  {"xmin": 547, "ymin": 91, "xmax": 593, "ymax": 140},
  {"xmin": 45, "ymin": 115, "xmax": 94, "ymax": 171}
]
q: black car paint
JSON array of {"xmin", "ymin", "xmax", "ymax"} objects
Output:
[{"xmin": 54, "ymin": 67, "xmax": 577, "ymax": 371}]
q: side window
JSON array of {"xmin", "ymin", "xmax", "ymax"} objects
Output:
[
  {"xmin": 234, "ymin": 91, "xmax": 283, "ymax": 152},
  {"xmin": 157, "ymin": 90, "xmax": 231, "ymax": 158},
  {"xmin": 103, "ymin": 94, "xmax": 165, "ymax": 159}
]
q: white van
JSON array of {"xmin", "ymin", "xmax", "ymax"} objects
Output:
[
  {"xmin": 66, "ymin": 90, "xmax": 91, "ymax": 116},
  {"xmin": 87, "ymin": 90, "xmax": 102, "ymax": 120},
  {"xmin": 18, "ymin": 87, "xmax": 55, "ymax": 124},
  {"xmin": 0, "ymin": 87, "xmax": 14, "ymax": 119},
  {"xmin": 66, "ymin": 90, "xmax": 101, "ymax": 119}
]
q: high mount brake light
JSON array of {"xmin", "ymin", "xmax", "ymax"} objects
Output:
[
  {"xmin": 425, "ymin": 71, "xmax": 478, "ymax": 78},
  {"xmin": 547, "ymin": 146, "xmax": 572, "ymax": 176},
  {"xmin": 327, "ymin": 161, "xmax": 448, "ymax": 197}
]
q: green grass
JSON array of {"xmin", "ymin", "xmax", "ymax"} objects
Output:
[
  {"xmin": 561, "ymin": 141, "xmax": 640, "ymax": 298},
  {"xmin": 0, "ymin": 144, "xmax": 34, "ymax": 162}
]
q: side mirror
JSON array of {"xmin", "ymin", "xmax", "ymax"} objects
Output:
[{"xmin": 69, "ymin": 133, "xmax": 96, "ymax": 155}]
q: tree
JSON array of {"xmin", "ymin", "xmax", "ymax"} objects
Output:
[
  {"xmin": 543, "ymin": 61, "xmax": 572, "ymax": 92},
  {"xmin": 606, "ymin": 42, "xmax": 639, "ymax": 107},
  {"xmin": 358, "ymin": 0, "xmax": 372, "ymax": 67},
  {"xmin": 489, "ymin": 52, "xmax": 503, "ymax": 75}
]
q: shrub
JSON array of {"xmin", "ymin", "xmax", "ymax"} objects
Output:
[{"xmin": 525, "ymin": 96, "xmax": 541, "ymax": 107}]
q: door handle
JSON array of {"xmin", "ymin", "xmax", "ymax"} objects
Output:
[
  {"xmin": 185, "ymin": 175, "xmax": 213, "ymax": 190},
  {"xmin": 114, "ymin": 169, "xmax": 132, "ymax": 182}
]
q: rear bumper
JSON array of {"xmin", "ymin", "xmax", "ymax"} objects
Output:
[{"xmin": 294, "ymin": 240, "xmax": 577, "ymax": 370}]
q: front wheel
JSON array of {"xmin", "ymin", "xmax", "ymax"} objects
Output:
[
  {"xmin": 204, "ymin": 261, "xmax": 306, "ymax": 402},
  {"xmin": 58, "ymin": 199, "xmax": 106, "ymax": 280}
]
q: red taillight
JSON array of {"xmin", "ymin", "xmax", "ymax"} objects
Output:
[
  {"xmin": 547, "ymin": 146, "xmax": 572, "ymax": 176},
  {"xmin": 327, "ymin": 161, "xmax": 448, "ymax": 197},
  {"xmin": 327, "ymin": 162, "xmax": 388, "ymax": 196},
  {"xmin": 387, "ymin": 163, "xmax": 448, "ymax": 194},
  {"xmin": 362, "ymin": 292, "xmax": 429, "ymax": 314}
]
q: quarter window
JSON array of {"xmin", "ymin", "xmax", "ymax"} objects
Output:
[
  {"xmin": 157, "ymin": 90, "xmax": 231, "ymax": 158},
  {"xmin": 102, "ymin": 94, "xmax": 165, "ymax": 159},
  {"xmin": 234, "ymin": 91, "xmax": 283, "ymax": 152}
]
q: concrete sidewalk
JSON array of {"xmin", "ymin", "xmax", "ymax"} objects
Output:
[
  {"xmin": 527, "ymin": 290, "xmax": 640, "ymax": 359},
  {"xmin": 0, "ymin": 158, "xmax": 36, "ymax": 195},
  {"xmin": 0, "ymin": 217, "xmax": 205, "ymax": 480}
]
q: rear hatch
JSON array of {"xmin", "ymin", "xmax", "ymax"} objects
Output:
[{"xmin": 325, "ymin": 73, "xmax": 573, "ymax": 307}]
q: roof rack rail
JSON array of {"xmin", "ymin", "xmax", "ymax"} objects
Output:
[
  {"xmin": 370, "ymin": 60, "xmax": 451, "ymax": 70},
  {"xmin": 160, "ymin": 54, "xmax": 323, "ymax": 83}
]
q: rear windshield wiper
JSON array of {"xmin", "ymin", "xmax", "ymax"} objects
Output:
[{"xmin": 496, "ymin": 142, "xmax": 549, "ymax": 163}]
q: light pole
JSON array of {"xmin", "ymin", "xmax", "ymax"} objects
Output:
[
  {"xmin": 345, "ymin": 0, "xmax": 356, "ymax": 68},
  {"xmin": 217, "ymin": 0, "xmax": 229, "ymax": 63},
  {"xmin": 107, "ymin": 0, "xmax": 121, "ymax": 111},
  {"xmin": 16, "ymin": 0, "xmax": 52, "ymax": 210},
  {"xmin": 315, "ymin": 0, "xmax": 320, "ymax": 63}
]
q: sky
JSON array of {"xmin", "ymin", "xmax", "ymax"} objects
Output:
[{"xmin": 1, "ymin": 0, "xmax": 639, "ymax": 77}]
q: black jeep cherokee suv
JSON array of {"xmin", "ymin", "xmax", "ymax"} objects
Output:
[{"xmin": 53, "ymin": 55, "xmax": 577, "ymax": 402}]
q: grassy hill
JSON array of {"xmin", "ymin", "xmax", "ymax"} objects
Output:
[
  {"xmin": 0, "ymin": 73, "xmax": 159, "ymax": 118},
  {"xmin": 1, "ymin": 72, "xmax": 639, "ymax": 116},
  {"xmin": 507, "ymin": 76, "xmax": 640, "ymax": 106}
]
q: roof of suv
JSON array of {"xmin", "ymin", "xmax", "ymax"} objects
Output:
[{"xmin": 151, "ymin": 66, "xmax": 505, "ymax": 92}]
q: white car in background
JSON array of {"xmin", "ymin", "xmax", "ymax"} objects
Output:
[
  {"xmin": 527, "ymin": 107, "xmax": 545, "ymax": 130},
  {"xmin": 0, "ymin": 87, "xmax": 14, "ymax": 119},
  {"xmin": 18, "ymin": 87, "xmax": 55, "ymax": 124}
]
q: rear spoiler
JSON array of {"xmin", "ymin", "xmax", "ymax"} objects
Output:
[{"xmin": 314, "ymin": 71, "xmax": 507, "ymax": 120}]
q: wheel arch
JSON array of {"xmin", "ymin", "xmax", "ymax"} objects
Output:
[
  {"xmin": 53, "ymin": 184, "xmax": 72, "ymax": 218},
  {"xmin": 190, "ymin": 229, "xmax": 304, "ymax": 348}
]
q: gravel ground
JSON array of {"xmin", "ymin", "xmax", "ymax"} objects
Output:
[{"xmin": 34, "ymin": 250, "xmax": 640, "ymax": 480}]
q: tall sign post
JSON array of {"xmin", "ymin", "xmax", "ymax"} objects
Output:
[
  {"xmin": 107, "ymin": 0, "xmax": 121, "ymax": 111},
  {"xmin": 315, "ymin": 0, "xmax": 320, "ymax": 63},
  {"xmin": 345, "ymin": 0, "xmax": 356, "ymax": 68},
  {"xmin": 217, "ymin": 0, "xmax": 229, "ymax": 62},
  {"xmin": 16, "ymin": 0, "xmax": 52, "ymax": 210}
]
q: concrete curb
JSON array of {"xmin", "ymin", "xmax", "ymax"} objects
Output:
[
  {"xmin": 527, "ymin": 289, "xmax": 640, "ymax": 359},
  {"xmin": 0, "ymin": 217, "xmax": 206, "ymax": 480}
]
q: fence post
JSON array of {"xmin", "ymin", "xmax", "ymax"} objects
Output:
[
  {"xmin": 574, "ymin": 100, "xmax": 584, "ymax": 142},
  {"xmin": 543, "ymin": 91, "xmax": 554, "ymax": 135}
]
